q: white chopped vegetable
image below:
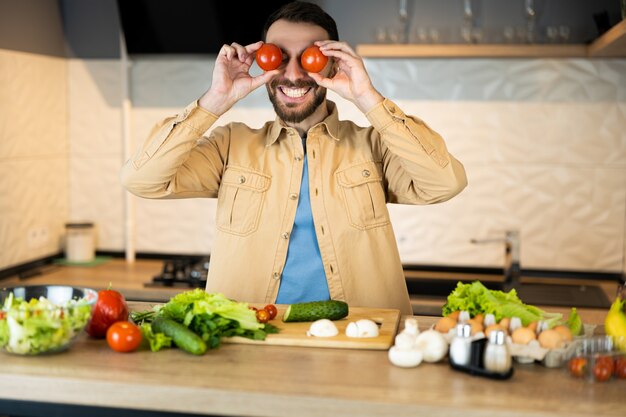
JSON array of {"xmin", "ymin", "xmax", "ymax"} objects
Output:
[
  {"xmin": 388, "ymin": 346, "xmax": 423, "ymax": 368},
  {"xmin": 306, "ymin": 319, "xmax": 339, "ymax": 337},
  {"xmin": 402, "ymin": 318, "xmax": 420, "ymax": 336},
  {"xmin": 414, "ymin": 329, "xmax": 449, "ymax": 363},
  {"xmin": 345, "ymin": 319, "xmax": 379, "ymax": 338}
]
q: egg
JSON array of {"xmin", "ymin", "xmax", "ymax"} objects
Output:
[
  {"xmin": 527, "ymin": 321, "xmax": 538, "ymax": 333},
  {"xmin": 553, "ymin": 325, "xmax": 573, "ymax": 342},
  {"xmin": 447, "ymin": 311, "xmax": 460, "ymax": 321},
  {"xmin": 485, "ymin": 324, "xmax": 505, "ymax": 338},
  {"xmin": 538, "ymin": 329, "xmax": 564, "ymax": 349},
  {"xmin": 511, "ymin": 327, "xmax": 537, "ymax": 344},
  {"xmin": 307, "ymin": 319, "xmax": 339, "ymax": 337},
  {"xmin": 345, "ymin": 319, "xmax": 379, "ymax": 338},
  {"xmin": 467, "ymin": 318, "xmax": 484, "ymax": 335},
  {"xmin": 435, "ymin": 316, "xmax": 457, "ymax": 334},
  {"xmin": 499, "ymin": 317, "xmax": 510, "ymax": 330}
]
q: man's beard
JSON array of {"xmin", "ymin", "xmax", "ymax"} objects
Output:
[{"xmin": 266, "ymin": 78, "xmax": 326, "ymax": 124}]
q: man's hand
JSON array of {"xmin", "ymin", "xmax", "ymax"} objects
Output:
[
  {"xmin": 307, "ymin": 41, "xmax": 384, "ymax": 114},
  {"xmin": 199, "ymin": 41, "xmax": 279, "ymax": 116}
]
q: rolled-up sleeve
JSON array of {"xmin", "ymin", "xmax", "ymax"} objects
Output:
[
  {"xmin": 120, "ymin": 101, "xmax": 227, "ymax": 199},
  {"xmin": 366, "ymin": 99, "xmax": 467, "ymax": 204}
]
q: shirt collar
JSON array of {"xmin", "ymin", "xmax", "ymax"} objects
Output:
[{"xmin": 266, "ymin": 100, "xmax": 341, "ymax": 147}]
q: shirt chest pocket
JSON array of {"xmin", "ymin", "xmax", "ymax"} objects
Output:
[
  {"xmin": 336, "ymin": 161, "xmax": 390, "ymax": 230},
  {"xmin": 216, "ymin": 166, "xmax": 271, "ymax": 236}
]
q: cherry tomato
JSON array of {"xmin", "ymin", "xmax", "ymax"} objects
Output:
[
  {"xmin": 264, "ymin": 304, "xmax": 278, "ymax": 320},
  {"xmin": 86, "ymin": 288, "xmax": 129, "ymax": 338},
  {"xmin": 256, "ymin": 309, "xmax": 270, "ymax": 324},
  {"xmin": 301, "ymin": 45, "xmax": 328, "ymax": 73},
  {"xmin": 593, "ymin": 355, "xmax": 614, "ymax": 382},
  {"xmin": 106, "ymin": 321, "xmax": 142, "ymax": 353},
  {"xmin": 568, "ymin": 357, "xmax": 587, "ymax": 378},
  {"xmin": 614, "ymin": 356, "xmax": 626, "ymax": 379},
  {"xmin": 256, "ymin": 43, "xmax": 282, "ymax": 71}
]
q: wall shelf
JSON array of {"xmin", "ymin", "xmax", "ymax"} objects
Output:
[{"xmin": 357, "ymin": 19, "xmax": 626, "ymax": 59}]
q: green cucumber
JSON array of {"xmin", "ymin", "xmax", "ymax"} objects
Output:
[
  {"xmin": 282, "ymin": 300, "xmax": 349, "ymax": 322},
  {"xmin": 151, "ymin": 316, "xmax": 207, "ymax": 355}
]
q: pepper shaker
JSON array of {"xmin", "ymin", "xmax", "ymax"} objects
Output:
[{"xmin": 483, "ymin": 329, "xmax": 512, "ymax": 373}]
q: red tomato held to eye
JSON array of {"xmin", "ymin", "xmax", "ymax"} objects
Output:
[
  {"xmin": 256, "ymin": 43, "xmax": 282, "ymax": 71},
  {"xmin": 106, "ymin": 321, "xmax": 142, "ymax": 353},
  {"xmin": 301, "ymin": 45, "xmax": 328, "ymax": 73},
  {"xmin": 86, "ymin": 289, "xmax": 129, "ymax": 338}
]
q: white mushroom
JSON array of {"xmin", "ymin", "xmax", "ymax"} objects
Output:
[
  {"xmin": 306, "ymin": 319, "xmax": 339, "ymax": 337},
  {"xmin": 345, "ymin": 319, "xmax": 379, "ymax": 338},
  {"xmin": 388, "ymin": 346, "xmax": 423, "ymax": 368},
  {"xmin": 414, "ymin": 329, "xmax": 449, "ymax": 363},
  {"xmin": 402, "ymin": 317, "xmax": 420, "ymax": 336}
]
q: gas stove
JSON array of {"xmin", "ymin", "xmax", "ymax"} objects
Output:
[{"xmin": 144, "ymin": 256, "xmax": 209, "ymax": 288}]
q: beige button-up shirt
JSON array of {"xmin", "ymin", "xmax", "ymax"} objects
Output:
[{"xmin": 121, "ymin": 99, "xmax": 467, "ymax": 315}]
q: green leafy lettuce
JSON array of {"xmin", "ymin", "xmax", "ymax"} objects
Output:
[
  {"xmin": 566, "ymin": 307, "xmax": 583, "ymax": 335},
  {"xmin": 132, "ymin": 289, "xmax": 278, "ymax": 351},
  {"xmin": 442, "ymin": 281, "xmax": 561, "ymax": 327}
]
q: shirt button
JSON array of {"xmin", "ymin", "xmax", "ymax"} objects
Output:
[
  {"xmin": 281, "ymin": 232, "xmax": 290, "ymax": 239},
  {"xmin": 289, "ymin": 193, "xmax": 298, "ymax": 200},
  {"xmin": 388, "ymin": 106, "xmax": 396, "ymax": 114},
  {"xmin": 273, "ymin": 272, "xmax": 280, "ymax": 280},
  {"xmin": 237, "ymin": 175, "xmax": 246, "ymax": 184},
  {"xmin": 295, "ymin": 155, "xmax": 303, "ymax": 161},
  {"xmin": 362, "ymin": 169, "xmax": 371, "ymax": 178}
]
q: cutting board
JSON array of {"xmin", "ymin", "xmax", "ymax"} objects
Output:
[{"xmin": 224, "ymin": 305, "xmax": 401, "ymax": 350}]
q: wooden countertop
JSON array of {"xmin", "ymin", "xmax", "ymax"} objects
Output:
[{"xmin": 0, "ymin": 306, "xmax": 623, "ymax": 417}]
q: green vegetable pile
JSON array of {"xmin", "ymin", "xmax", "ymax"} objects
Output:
[
  {"xmin": 442, "ymin": 281, "xmax": 562, "ymax": 327},
  {"xmin": 0, "ymin": 293, "xmax": 93, "ymax": 355},
  {"xmin": 131, "ymin": 289, "xmax": 278, "ymax": 354}
]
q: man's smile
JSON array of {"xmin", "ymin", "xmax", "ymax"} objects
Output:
[{"xmin": 279, "ymin": 86, "xmax": 312, "ymax": 99}]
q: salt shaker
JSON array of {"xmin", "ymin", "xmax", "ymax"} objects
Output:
[
  {"xmin": 449, "ymin": 323, "xmax": 472, "ymax": 366},
  {"xmin": 483, "ymin": 329, "xmax": 512, "ymax": 373}
]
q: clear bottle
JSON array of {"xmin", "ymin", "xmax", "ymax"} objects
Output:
[
  {"xmin": 483, "ymin": 329, "xmax": 512, "ymax": 373},
  {"xmin": 449, "ymin": 323, "xmax": 472, "ymax": 366}
]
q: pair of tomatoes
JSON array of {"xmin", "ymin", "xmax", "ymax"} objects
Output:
[
  {"xmin": 251, "ymin": 304, "xmax": 278, "ymax": 324},
  {"xmin": 86, "ymin": 288, "xmax": 142, "ymax": 353},
  {"xmin": 256, "ymin": 43, "xmax": 328, "ymax": 73},
  {"xmin": 568, "ymin": 354, "xmax": 626, "ymax": 381}
]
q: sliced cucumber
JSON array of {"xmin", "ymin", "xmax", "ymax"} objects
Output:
[{"xmin": 282, "ymin": 300, "xmax": 349, "ymax": 322}]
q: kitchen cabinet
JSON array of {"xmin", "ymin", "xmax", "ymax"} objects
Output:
[{"xmin": 357, "ymin": 19, "xmax": 626, "ymax": 58}]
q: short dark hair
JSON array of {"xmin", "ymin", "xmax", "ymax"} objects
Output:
[{"xmin": 262, "ymin": 1, "xmax": 339, "ymax": 42}]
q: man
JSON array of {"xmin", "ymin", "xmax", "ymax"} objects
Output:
[{"xmin": 121, "ymin": 2, "xmax": 467, "ymax": 315}]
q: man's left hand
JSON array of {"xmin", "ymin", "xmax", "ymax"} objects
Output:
[{"xmin": 308, "ymin": 41, "xmax": 384, "ymax": 114}]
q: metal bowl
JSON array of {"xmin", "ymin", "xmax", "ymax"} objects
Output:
[{"xmin": 0, "ymin": 285, "xmax": 98, "ymax": 355}]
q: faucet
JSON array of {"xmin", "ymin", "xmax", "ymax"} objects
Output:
[{"xmin": 471, "ymin": 230, "xmax": 521, "ymax": 291}]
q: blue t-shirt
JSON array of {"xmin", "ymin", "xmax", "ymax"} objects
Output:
[{"xmin": 276, "ymin": 137, "xmax": 330, "ymax": 303}]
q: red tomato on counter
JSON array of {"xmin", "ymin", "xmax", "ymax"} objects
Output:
[
  {"xmin": 256, "ymin": 43, "xmax": 282, "ymax": 71},
  {"xmin": 568, "ymin": 357, "xmax": 587, "ymax": 378},
  {"xmin": 86, "ymin": 288, "xmax": 129, "ymax": 338},
  {"xmin": 106, "ymin": 321, "xmax": 142, "ymax": 353},
  {"xmin": 593, "ymin": 355, "xmax": 614, "ymax": 382},
  {"xmin": 614, "ymin": 356, "xmax": 626, "ymax": 379},
  {"xmin": 301, "ymin": 45, "xmax": 328, "ymax": 73},
  {"xmin": 264, "ymin": 304, "xmax": 278, "ymax": 320}
]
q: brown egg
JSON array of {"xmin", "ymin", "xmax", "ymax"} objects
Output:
[
  {"xmin": 538, "ymin": 329, "xmax": 565, "ymax": 349},
  {"xmin": 511, "ymin": 327, "xmax": 537, "ymax": 344},
  {"xmin": 435, "ymin": 316, "xmax": 457, "ymax": 333},
  {"xmin": 499, "ymin": 317, "xmax": 511, "ymax": 331},
  {"xmin": 527, "ymin": 321, "xmax": 538, "ymax": 332},
  {"xmin": 553, "ymin": 325, "xmax": 573, "ymax": 342},
  {"xmin": 467, "ymin": 318, "xmax": 484, "ymax": 335},
  {"xmin": 485, "ymin": 324, "xmax": 505, "ymax": 338},
  {"xmin": 447, "ymin": 311, "xmax": 460, "ymax": 321},
  {"xmin": 473, "ymin": 313, "xmax": 484, "ymax": 324}
]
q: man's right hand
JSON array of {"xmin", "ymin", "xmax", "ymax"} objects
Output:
[{"xmin": 199, "ymin": 41, "xmax": 279, "ymax": 116}]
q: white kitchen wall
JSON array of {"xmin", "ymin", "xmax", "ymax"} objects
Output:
[
  {"xmin": 0, "ymin": 49, "xmax": 68, "ymax": 269},
  {"xmin": 67, "ymin": 56, "xmax": 626, "ymax": 273}
]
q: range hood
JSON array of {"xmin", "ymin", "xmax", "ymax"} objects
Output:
[{"xmin": 117, "ymin": 0, "xmax": 291, "ymax": 54}]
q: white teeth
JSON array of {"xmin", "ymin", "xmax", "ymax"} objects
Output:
[{"xmin": 280, "ymin": 87, "xmax": 310, "ymax": 98}]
